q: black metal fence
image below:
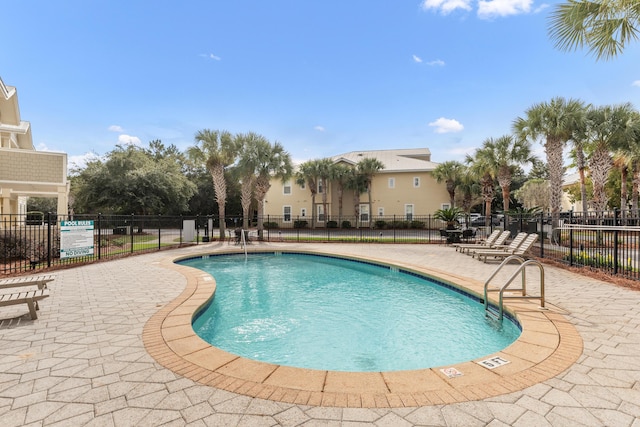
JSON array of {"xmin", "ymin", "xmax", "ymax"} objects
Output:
[{"xmin": 3, "ymin": 211, "xmax": 640, "ymax": 282}]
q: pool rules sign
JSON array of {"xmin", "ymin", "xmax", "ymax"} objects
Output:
[{"xmin": 60, "ymin": 220, "xmax": 94, "ymax": 259}]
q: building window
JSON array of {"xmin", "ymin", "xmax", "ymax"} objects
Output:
[
  {"xmin": 283, "ymin": 206, "xmax": 291, "ymax": 222},
  {"xmin": 388, "ymin": 178, "xmax": 395, "ymax": 189},
  {"xmin": 378, "ymin": 207, "xmax": 384, "ymax": 217},
  {"xmin": 359, "ymin": 204, "xmax": 369, "ymax": 222},
  {"xmin": 300, "ymin": 208, "xmax": 307, "ymax": 217},
  {"xmin": 405, "ymin": 204, "xmax": 414, "ymax": 221},
  {"xmin": 413, "ymin": 177, "xmax": 420, "ymax": 188},
  {"xmin": 441, "ymin": 203, "xmax": 451, "ymax": 210},
  {"xmin": 317, "ymin": 204, "xmax": 325, "ymax": 221},
  {"xmin": 283, "ymin": 181, "xmax": 291, "ymax": 195},
  {"xmin": 300, "ymin": 181, "xmax": 305, "ymax": 190},
  {"xmin": 318, "ymin": 181, "xmax": 323, "ymax": 194}
]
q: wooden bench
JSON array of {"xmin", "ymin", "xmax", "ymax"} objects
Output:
[
  {"xmin": 0, "ymin": 274, "xmax": 55, "ymax": 290},
  {"xmin": 0, "ymin": 288, "xmax": 50, "ymax": 319}
]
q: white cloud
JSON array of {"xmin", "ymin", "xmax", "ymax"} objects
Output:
[
  {"xmin": 108, "ymin": 125, "xmax": 123, "ymax": 132},
  {"xmin": 314, "ymin": 125, "xmax": 325, "ymax": 132},
  {"xmin": 413, "ymin": 54, "xmax": 423, "ymax": 63},
  {"xmin": 633, "ymin": 80, "xmax": 640, "ymax": 87},
  {"xmin": 428, "ymin": 117, "xmax": 464, "ymax": 133},
  {"xmin": 118, "ymin": 134, "xmax": 142, "ymax": 145},
  {"xmin": 421, "ymin": 0, "xmax": 473, "ymax": 15},
  {"xmin": 533, "ymin": 3, "xmax": 549, "ymax": 13},
  {"xmin": 69, "ymin": 152, "xmax": 102, "ymax": 170},
  {"xmin": 427, "ymin": 59, "xmax": 445, "ymax": 66},
  {"xmin": 477, "ymin": 0, "xmax": 533, "ymax": 19},
  {"xmin": 200, "ymin": 53, "xmax": 221, "ymax": 60}
]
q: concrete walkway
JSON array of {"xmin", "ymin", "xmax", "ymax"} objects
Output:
[{"xmin": 1, "ymin": 242, "xmax": 639, "ymax": 426}]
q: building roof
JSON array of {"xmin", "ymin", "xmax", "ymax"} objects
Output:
[{"xmin": 331, "ymin": 148, "xmax": 439, "ymax": 173}]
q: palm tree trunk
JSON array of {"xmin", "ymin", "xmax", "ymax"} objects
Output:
[
  {"xmin": 546, "ymin": 136, "xmax": 564, "ymax": 228},
  {"xmin": 240, "ymin": 176, "xmax": 253, "ymax": 229},
  {"xmin": 210, "ymin": 165, "xmax": 227, "ymax": 240}
]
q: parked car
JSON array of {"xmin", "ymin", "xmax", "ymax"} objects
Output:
[{"xmin": 470, "ymin": 216, "xmax": 500, "ymax": 227}]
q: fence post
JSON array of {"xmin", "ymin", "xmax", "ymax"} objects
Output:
[
  {"xmin": 130, "ymin": 214, "xmax": 134, "ymax": 253},
  {"xmin": 98, "ymin": 213, "xmax": 102, "ymax": 260},
  {"xmin": 47, "ymin": 212, "xmax": 52, "ymax": 267},
  {"xmin": 569, "ymin": 211, "xmax": 574, "ymax": 266},
  {"xmin": 539, "ymin": 211, "xmax": 544, "ymax": 258},
  {"xmin": 158, "ymin": 214, "xmax": 162, "ymax": 250},
  {"xmin": 196, "ymin": 215, "xmax": 200, "ymax": 245},
  {"xmin": 393, "ymin": 215, "xmax": 397, "ymax": 243},
  {"xmin": 614, "ymin": 208, "xmax": 619, "ymax": 275}
]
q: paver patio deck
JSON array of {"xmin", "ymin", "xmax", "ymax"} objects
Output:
[{"xmin": 1, "ymin": 241, "xmax": 639, "ymax": 426}]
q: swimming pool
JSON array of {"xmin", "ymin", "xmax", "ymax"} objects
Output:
[{"xmin": 181, "ymin": 252, "xmax": 521, "ymax": 372}]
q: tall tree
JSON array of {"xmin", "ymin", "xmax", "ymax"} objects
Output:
[
  {"xmin": 71, "ymin": 143, "xmax": 195, "ymax": 215},
  {"xmin": 513, "ymin": 97, "xmax": 587, "ymax": 228},
  {"xmin": 548, "ymin": 0, "xmax": 640, "ymax": 60},
  {"xmin": 238, "ymin": 134, "xmax": 292, "ymax": 238},
  {"xmin": 473, "ymin": 135, "xmax": 534, "ymax": 213},
  {"xmin": 187, "ymin": 129, "xmax": 238, "ymax": 239},
  {"xmin": 329, "ymin": 163, "xmax": 352, "ymax": 219},
  {"xmin": 357, "ymin": 157, "xmax": 385, "ymax": 223},
  {"xmin": 432, "ymin": 161, "xmax": 465, "ymax": 207},
  {"xmin": 569, "ymin": 117, "xmax": 591, "ymax": 214},
  {"xmin": 316, "ymin": 158, "xmax": 334, "ymax": 223},
  {"xmin": 466, "ymin": 153, "xmax": 496, "ymax": 227},
  {"xmin": 345, "ymin": 168, "xmax": 367, "ymax": 223},
  {"xmin": 295, "ymin": 159, "xmax": 321, "ymax": 228},
  {"xmin": 585, "ymin": 103, "xmax": 638, "ymax": 212}
]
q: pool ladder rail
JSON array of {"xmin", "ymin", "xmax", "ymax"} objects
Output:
[{"xmin": 483, "ymin": 255, "xmax": 546, "ymax": 323}]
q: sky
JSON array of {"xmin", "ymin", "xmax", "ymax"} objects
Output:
[{"xmin": 2, "ymin": 0, "xmax": 639, "ymax": 170}]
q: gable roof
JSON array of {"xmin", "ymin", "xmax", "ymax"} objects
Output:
[{"xmin": 331, "ymin": 148, "xmax": 439, "ymax": 173}]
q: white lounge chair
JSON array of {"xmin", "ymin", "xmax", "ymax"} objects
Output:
[
  {"xmin": 475, "ymin": 233, "xmax": 538, "ymax": 263},
  {"xmin": 458, "ymin": 230, "xmax": 511, "ymax": 254}
]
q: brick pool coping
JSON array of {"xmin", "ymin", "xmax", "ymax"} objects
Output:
[{"xmin": 142, "ymin": 249, "xmax": 583, "ymax": 408}]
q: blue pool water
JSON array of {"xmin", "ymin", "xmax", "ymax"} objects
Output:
[{"xmin": 183, "ymin": 253, "xmax": 521, "ymax": 372}]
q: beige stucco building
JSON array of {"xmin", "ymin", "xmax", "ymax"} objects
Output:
[
  {"xmin": 263, "ymin": 148, "xmax": 450, "ymax": 226},
  {"xmin": 0, "ymin": 78, "xmax": 68, "ymax": 219}
]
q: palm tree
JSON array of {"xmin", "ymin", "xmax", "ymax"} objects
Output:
[
  {"xmin": 345, "ymin": 168, "xmax": 367, "ymax": 223},
  {"xmin": 613, "ymin": 150, "xmax": 632, "ymax": 215},
  {"xmin": 466, "ymin": 153, "xmax": 496, "ymax": 227},
  {"xmin": 569, "ymin": 119, "xmax": 591, "ymax": 214},
  {"xmin": 329, "ymin": 163, "xmax": 351, "ymax": 219},
  {"xmin": 237, "ymin": 135, "xmax": 292, "ymax": 238},
  {"xmin": 455, "ymin": 166, "xmax": 481, "ymax": 216},
  {"xmin": 548, "ymin": 0, "xmax": 640, "ymax": 60},
  {"xmin": 316, "ymin": 158, "xmax": 334, "ymax": 224},
  {"xmin": 585, "ymin": 103, "xmax": 637, "ymax": 213},
  {"xmin": 513, "ymin": 97, "xmax": 587, "ymax": 228},
  {"xmin": 234, "ymin": 133, "xmax": 261, "ymax": 229},
  {"xmin": 432, "ymin": 161, "xmax": 465, "ymax": 207},
  {"xmin": 357, "ymin": 157, "xmax": 385, "ymax": 224},
  {"xmin": 474, "ymin": 135, "xmax": 534, "ymax": 214},
  {"xmin": 295, "ymin": 159, "xmax": 321, "ymax": 227},
  {"xmin": 187, "ymin": 129, "xmax": 237, "ymax": 240}
]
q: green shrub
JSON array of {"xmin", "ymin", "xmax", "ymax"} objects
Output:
[
  {"xmin": 264, "ymin": 221, "xmax": 279, "ymax": 229},
  {"xmin": 375, "ymin": 220, "xmax": 387, "ymax": 229},
  {"xmin": 341, "ymin": 220, "xmax": 352, "ymax": 229},
  {"xmin": 410, "ymin": 220, "xmax": 425, "ymax": 229},
  {"xmin": 293, "ymin": 220, "xmax": 308, "ymax": 229},
  {"xmin": 391, "ymin": 220, "xmax": 409, "ymax": 229},
  {"xmin": 326, "ymin": 220, "xmax": 338, "ymax": 228}
]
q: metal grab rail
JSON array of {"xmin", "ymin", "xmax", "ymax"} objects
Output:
[{"xmin": 483, "ymin": 255, "xmax": 545, "ymax": 322}]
